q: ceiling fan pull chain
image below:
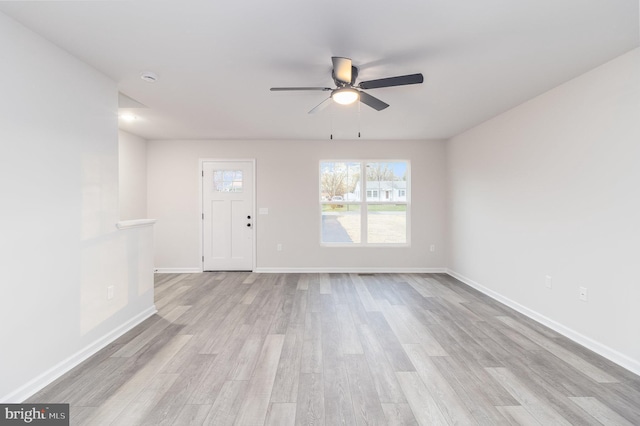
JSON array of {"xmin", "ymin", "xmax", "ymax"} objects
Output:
[
  {"xmin": 330, "ymin": 107, "xmax": 334, "ymax": 140},
  {"xmin": 358, "ymin": 100, "xmax": 362, "ymax": 138}
]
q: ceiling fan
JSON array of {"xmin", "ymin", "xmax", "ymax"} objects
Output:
[{"xmin": 270, "ymin": 57, "xmax": 424, "ymax": 114}]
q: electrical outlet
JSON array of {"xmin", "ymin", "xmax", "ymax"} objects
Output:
[
  {"xmin": 579, "ymin": 286, "xmax": 588, "ymax": 302},
  {"xmin": 107, "ymin": 285, "xmax": 114, "ymax": 300},
  {"xmin": 277, "ymin": 243, "xmax": 282, "ymax": 252},
  {"xmin": 430, "ymin": 244, "xmax": 435, "ymax": 252},
  {"xmin": 545, "ymin": 275, "xmax": 553, "ymax": 289}
]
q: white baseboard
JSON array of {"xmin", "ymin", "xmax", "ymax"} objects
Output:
[
  {"xmin": 1, "ymin": 305, "xmax": 157, "ymax": 403},
  {"xmin": 154, "ymin": 268, "xmax": 202, "ymax": 274},
  {"xmin": 154, "ymin": 267, "xmax": 448, "ymax": 274},
  {"xmin": 254, "ymin": 267, "xmax": 447, "ymax": 274},
  {"xmin": 446, "ymin": 269, "xmax": 640, "ymax": 377}
]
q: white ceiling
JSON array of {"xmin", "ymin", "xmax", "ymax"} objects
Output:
[{"xmin": 1, "ymin": 0, "xmax": 638, "ymax": 141}]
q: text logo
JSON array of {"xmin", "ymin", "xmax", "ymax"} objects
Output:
[{"xmin": 0, "ymin": 404, "xmax": 69, "ymax": 425}]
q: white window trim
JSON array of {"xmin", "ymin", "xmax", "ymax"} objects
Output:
[{"xmin": 319, "ymin": 160, "xmax": 411, "ymax": 247}]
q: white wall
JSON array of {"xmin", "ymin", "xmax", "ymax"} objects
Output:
[
  {"xmin": 119, "ymin": 130, "xmax": 148, "ymax": 220},
  {"xmin": 0, "ymin": 12, "xmax": 155, "ymax": 401},
  {"xmin": 147, "ymin": 139, "xmax": 447, "ymax": 272},
  {"xmin": 447, "ymin": 48, "xmax": 640, "ymax": 373}
]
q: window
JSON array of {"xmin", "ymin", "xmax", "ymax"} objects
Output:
[
  {"xmin": 213, "ymin": 170, "xmax": 243, "ymax": 192},
  {"xmin": 320, "ymin": 161, "xmax": 409, "ymax": 245}
]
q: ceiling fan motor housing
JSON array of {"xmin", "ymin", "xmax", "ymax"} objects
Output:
[{"xmin": 332, "ymin": 66, "xmax": 358, "ymax": 86}]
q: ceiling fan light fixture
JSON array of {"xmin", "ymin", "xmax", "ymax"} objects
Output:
[
  {"xmin": 271, "ymin": 56, "xmax": 423, "ymax": 113},
  {"xmin": 332, "ymin": 88, "xmax": 359, "ymax": 105}
]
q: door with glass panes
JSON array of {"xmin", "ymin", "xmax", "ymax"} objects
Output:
[{"xmin": 202, "ymin": 160, "xmax": 254, "ymax": 271}]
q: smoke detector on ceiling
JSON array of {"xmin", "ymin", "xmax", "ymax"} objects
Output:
[{"xmin": 140, "ymin": 71, "xmax": 158, "ymax": 83}]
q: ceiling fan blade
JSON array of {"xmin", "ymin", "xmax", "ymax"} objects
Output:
[
  {"xmin": 270, "ymin": 87, "xmax": 332, "ymax": 91},
  {"xmin": 308, "ymin": 97, "xmax": 332, "ymax": 114},
  {"xmin": 359, "ymin": 91, "xmax": 389, "ymax": 111},
  {"xmin": 332, "ymin": 57, "xmax": 352, "ymax": 84},
  {"xmin": 359, "ymin": 73, "xmax": 424, "ymax": 90}
]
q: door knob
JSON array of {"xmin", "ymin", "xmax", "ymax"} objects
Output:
[
  {"xmin": 247, "ymin": 215, "xmax": 251, "ymax": 219},
  {"xmin": 247, "ymin": 223, "xmax": 252, "ymax": 228}
]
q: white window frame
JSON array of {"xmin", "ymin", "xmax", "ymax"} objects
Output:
[{"xmin": 320, "ymin": 160, "xmax": 410, "ymax": 247}]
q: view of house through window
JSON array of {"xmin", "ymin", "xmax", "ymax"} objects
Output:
[
  {"xmin": 213, "ymin": 170, "xmax": 243, "ymax": 192},
  {"xmin": 320, "ymin": 161, "xmax": 409, "ymax": 245}
]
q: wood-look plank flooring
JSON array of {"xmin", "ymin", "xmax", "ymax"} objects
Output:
[{"xmin": 29, "ymin": 273, "xmax": 640, "ymax": 425}]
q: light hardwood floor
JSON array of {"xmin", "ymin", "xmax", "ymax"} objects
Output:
[{"xmin": 30, "ymin": 273, "xmax": 640, "ymax": 425}]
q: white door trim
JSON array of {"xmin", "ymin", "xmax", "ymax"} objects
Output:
[{"xmin": 199, "ymin": 158, "xmax": 256, "ymax": 272}]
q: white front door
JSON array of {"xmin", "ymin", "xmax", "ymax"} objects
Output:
[{"xmin": 202, "ymin": 160, "xmax": 254, "ymax": 271}]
